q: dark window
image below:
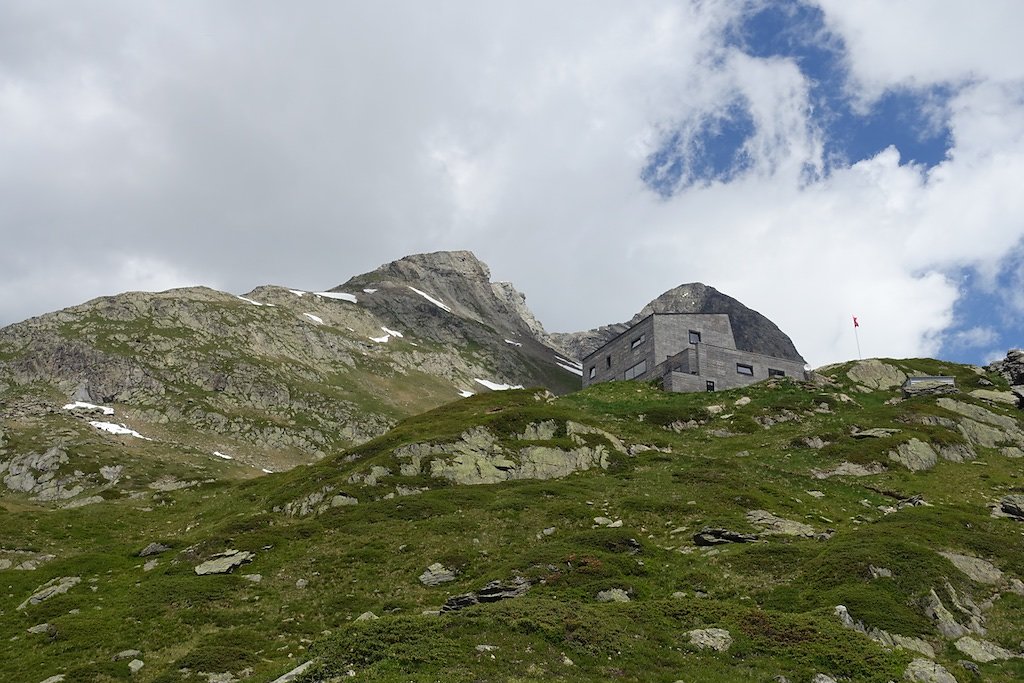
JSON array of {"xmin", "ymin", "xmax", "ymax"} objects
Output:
[
  {"xmin": 768, "ymin": 368, "xmax": 785, "ymax": 378},
  {"xmin": 737, "ymin": 363, "xmax": 754, "ymax": 376},
  {"xmin": 630, "ymin": 334, "xmax": 646, "ymax": 350},
  {"xmin": 706, "ymin": 380, "xmax": 715, "ymax": 392},
  {"xmin": 606, "ymin": 355, "xmax": 612, "ymax": 369},
  {"xmin": 624, "ymin": 359, "xmax": 647, "ymax": 380},
  {"xmin": 588, "ymin": 367, "xmax": 596, "ymax": 379},
  {"xmin": 689, "ymin": 330, "xmax": 701, "ymax": 344}
]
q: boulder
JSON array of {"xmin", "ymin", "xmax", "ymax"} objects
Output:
[
  {"xmin": 687, "ymin": 628, "xmax": 732, "ymax": 652},
  {"xmin": 128, "ymin": 659, "xmax": 144, "ymax": 674},
  {"xmin": 847, "ymin": 360, "xmax": 907, "ymax": 390},
  {"xmin": 811, "ymin": 461, "xmax": 886, "ymax": 479},
  {"xmin": 194, "ymin": 550, "xmax": 254, "ymax": 575},
  {"xmin": 851, "ymin": 428, "xmax": 900, "ymax": 439},
  {"xmin": 903, "ymin": 658, "xmax": 958, "ymax": 683},
  {"xmin": 924, "ymin": 589, "xmax": 969, "ymax": 639},
  {"xmin": 969, "ymin": 389, "xmax": 1019, "ymax": 406},
  {"xmin": 419, "ymin": 563, "xmax": 457, "ymax": 586},
  {"xmin": 1000, "ymin": 495, "xmax": 1024, "ymax": 520},
  {"xmin": 954, "ymin": 636, "xmax": 1020, "ymax": 663},
  {"xmin": 139, "ymin": 542, "xmax": 170, "ymax": 557},
  {"xmin": 269, "ymin": 660, "xmax": 315, "ymax": 683},
  {"xmin": 746, "ymin": 510, "xmax": 817, "ymax": 538},
  {"xmin": 17, "ymin": 576, "xmax": 81, "ymax": 610},
  {"xmin": 888, "ymin": 439, "xmax": 938, "ymax": 472},
  {"xmin": 693, "ymin": 528, "xmax": 759, "ymax": 546},
  {"xmin": 441, "ymin": 577, "xmax": 530, "ymax": 612},
  {"xmin": 938, "ymin": 552, "xmax": 1003, "ymax": 585},
  {"xmin": 596, "ymin": 588, "xmax": 630, "ymax": 603}
]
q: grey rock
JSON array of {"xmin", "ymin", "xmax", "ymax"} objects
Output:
[
  {"xmin": 811, "ymin": 461, "xmax": 886, "ymax": 478},
  {"xmin": 295, "ymin": 578, "xmax": 308, "ymax": 589},
  {"xmin": 194, "ymin": 550, "xmax": 254, "ymax": 575},
  {"xmin": 330, "ymin": 494, "xmax": 358, "ymax": 507},
  {"xmin": 834, "ymin": 605, "xmax": 935, "ymax": 659},
  {"xmin": 596, "ymin": 588, "xmax": 630, "ymax": 603},
  {"xmin": 61, "ymin": 495, "xmax": 104, "ymax": 509},
  {"xmin": 142, "ymin": 559, "xmax": 158, "ymax": 572},
  {"xmin": 520, "ymin": 420, "xmax": 558, "ymax": 441},
  {"xmin": 939, "ymin": 551, "xmax": 1003, "ymax": 585},
  {"xmin": 985, "ymin": 349, "xmax": 1024, "ymax": 385},
  {"xmin": 869, "ymin": 565, "xmax": 893, "ymax": 579},
  {"xmin": 811, "ymin": 675, "xmax": 838, "ymax": 683},
  {"xmin": 954, "ymin": 636, "xmax": 1020, "ymax": 662},
  {"xmin": 419, "ymin": 562, "xmax": 457, "ymax": 586},
  {"xmin": 355, "ymin": 611, "xmax": 378, "ymax": 621},
  {"xmin": 904, "ymin": 658, "xmax": 958, "ymax": 683},
  {"xmin": 924, "ymin": 589, "xmax": 969, "ymax": 639},
  {"xmin": 27, "ymin": 623, "xmax": 54, "ymax": 635},
  {"xmin": 686, "ymin": 627, "xmax": 732, "ymax": 652},
  {"xmin": 99, "ymin": 465, "xmax": 123, "ymax": 482},
  {"xmin": 957, "ymin": 660, "xmax": 980, "ymax": 675},
  {"xmin": 441, "ymin": 577, "xmax": 530, "ymax": 612},
  {"xmin": 746, "ymin": 509, "xmax": 816, "ymax": 537},
  {"xmin": 851, "ymin": 427, "xmax": 901, "ymax": 439},
  {"xmin": 847, "ymin": 360, "xmax": 907, "ymax": 390},
  {"xmin": 243, "ymin": 573, "xmax": 262, "ymax": 583},
  {"xmin": 888, "ymin": 439, "xmax": 938, "ymax": 472},
  {"xmin": 127, "ymin": 659, "xmax": 144, "ymax": 674},
  {"xmin": 269, "ymin": 660, "xmax": 315, "ymax": 683},
  {"xmin": 999, "ymin": 494, "xmax": 1024, "ymax": 520},
  {"xmin": 38, "ymin": 677, "xmax": 66, "ymax": 683},
  {"xmin": 18, "ymin": 576, "xmax": 81, "ymax": 610},
  {"xmin": 139, "ymin": 542, "xmax": 170, "ymax": 557},
  {"xmin": 969, "ymin": 389, "xmax": 1019, "ymax": 406},
  {"xmin": 113, "ymin": 649, "xmax": 141, "ymax": 661},
  {"xmin": 693, "ymin": 528, "xmax": 758, "ymax": 546}
]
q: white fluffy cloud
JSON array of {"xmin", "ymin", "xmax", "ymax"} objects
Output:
[{"xmin": 0, "ymin": 1, "xmax": 1022, "ymax": 366}]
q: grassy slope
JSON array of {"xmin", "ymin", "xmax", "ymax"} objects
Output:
[{"xmin": 2, "ymin": 359, "xmax": 1023, "ymax": 682}]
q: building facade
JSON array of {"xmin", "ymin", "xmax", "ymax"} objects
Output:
[{"xmin": 581, "ymin": 313, "xmax": 807, "ymax": 392}]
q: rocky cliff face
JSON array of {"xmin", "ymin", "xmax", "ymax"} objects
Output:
[{"xmin": 551, "ymin": 282, "xmax": 806, "ymax": 362}]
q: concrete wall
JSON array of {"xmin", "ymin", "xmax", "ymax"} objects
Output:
[
  {"xmin": 653, "ymin": 314, "xmax": 734, "ymax": 363},
  {"xmin": 692, "ymin": 344, "xmax": 807, "ymax": 390},
  {"xmin": 582, "ymin": 315, "xmax": 656, "ymax": 388},
  {"xmin": 583, "ymin": 312, "xmax": 806, "ymax": 392}
]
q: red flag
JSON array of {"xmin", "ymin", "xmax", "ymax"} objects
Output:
[{"xmin": 852, "ymin": 315, "xmax": 859, "ymax": 328}]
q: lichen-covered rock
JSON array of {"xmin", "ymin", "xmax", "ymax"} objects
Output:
[
  {"xmin": 687, "ymin": 628, "xmax": 732, "ymax": 652},
  {"xmin": 888, "ymin": 439, "xmax": 938, "ymax": 472},
  {"xmin": 847, "ymin": 360, "xmax": 907, "ymax": 390},
  {"xmin": 939, "ymin": 552, "xmax": 1003, "ymax": 585},
  {"xmin": 954, "ymin": 636, "xmax": 1020, "ymax": 663},
  {"xmin": 596, "ymin": 588, "xmax": 630, "ymax": 603},
  {"xmin": 903, "ymin": 658, "xmax": 958, "ymax": 683},
  {"xmin": 811, "ymin": 461, "xmax": 886, "ymax": 479},
  {"xmin": 746, "ymin": 510, "xmax": 817, "ymax": 537},
  {"xmin": 419, "ymin": 563, "xmax": 457, "ymax": 586},
  {"xmin": 194, "ymin": 550, "xmax": 254, "ymax": 575}
]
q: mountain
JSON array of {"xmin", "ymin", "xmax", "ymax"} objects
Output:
[
  {"xmin": 4, "ymin": 355, "xmax": 1024, "ymax": 682},
  {"xmin": 0, "ymin": 251, "xmax": 580, "ymax": 497},
  {"xmin": 552, "ymin": 282, "xmax": 806, "ymax": 363}
]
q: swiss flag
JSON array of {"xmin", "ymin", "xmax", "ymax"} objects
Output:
[{"xmin": 852, "ymin": 315, "xmax": 859, "ymax": 328}]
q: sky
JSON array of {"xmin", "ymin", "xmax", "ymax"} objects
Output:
[{"xmin": 1, "ymin": 0, "xmax": 1023, "ymax": 368}]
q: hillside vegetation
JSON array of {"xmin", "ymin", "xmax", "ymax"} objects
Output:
[{"xmin": 3, "ymin": 357, "xmax": 1024, "ymax": 682}]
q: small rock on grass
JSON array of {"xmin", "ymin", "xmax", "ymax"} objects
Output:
[
  {"xmin": 419, "ymin": 563, "xmax": 457, "ymax": 586},
  {"xmin": 596, "ymin": 588, "xmax": 630, "ymax": 602},
  {"xmin": 355, "ymin": 611, "xmax": 378, "ymax": 621},
  {"xmin": 686, "ymin": 628, "xmax": 732, "ymax": 652},
  {"xmin": 128, "ymin": 659, "xmax": 144, "ymax": 674},
  {"xmin": 904, "ymin": 658, "xmax": 958, "ymax": 683}
]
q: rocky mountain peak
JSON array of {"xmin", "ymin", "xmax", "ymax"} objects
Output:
[{"xmin": 340, "ymin": 250, "xmax": 549, "ymax": 342}]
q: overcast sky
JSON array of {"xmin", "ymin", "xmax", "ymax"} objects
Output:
[{"xmin": 1, "ymin": 1, "xmax": 1023, "ymax": 367}]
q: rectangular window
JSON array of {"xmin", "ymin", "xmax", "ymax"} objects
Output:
[
  {"xmin": 630, "ymin": 334, "xmax": 646, "ymax": 350},
  {"xmin": 624, "ymin": 359, "xmax": 647, "ymax": 380},
  {"xmin": 768, "ymin": 368, "xmax": 785, "ymax": 378},
  {"xmin": 706, "ymin": 380, "xmax": 715, "ymax": 392},
  {"xmin": 606, "ymin": 355, "xmax": 612, "ymax": 369},
  {"xmin": 736, "ymin": 363, "xmax": 754, "ymax": 376},
  {"xmin": 588, "ymin": 367, "xmax": 596, "ymax": 379},
  {"xmin": 688, "ymin": 330, "xmax": 701, "ymax": 344}
]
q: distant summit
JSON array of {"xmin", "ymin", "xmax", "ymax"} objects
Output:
[{"xmin": 552, "ymin": 282, "xmax": 805, "ymax": 364}]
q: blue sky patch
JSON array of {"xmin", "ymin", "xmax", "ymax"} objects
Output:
[
  {"xmin": 641, "ymin": 100, "xmax": 756, "ymax": 196},
  {"xmin": 642, "ymin": 0, "xmax": 955, "ymax": 197}
]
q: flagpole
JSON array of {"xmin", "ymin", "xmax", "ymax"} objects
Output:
[{"xmin": 852, "ymin": 315, "xmax": 862, "ymax": 360}]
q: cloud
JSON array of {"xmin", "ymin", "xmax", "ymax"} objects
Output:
[{"xmin": 0, "ymin": 1, "xmax": 1022, "ymax": 368}]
